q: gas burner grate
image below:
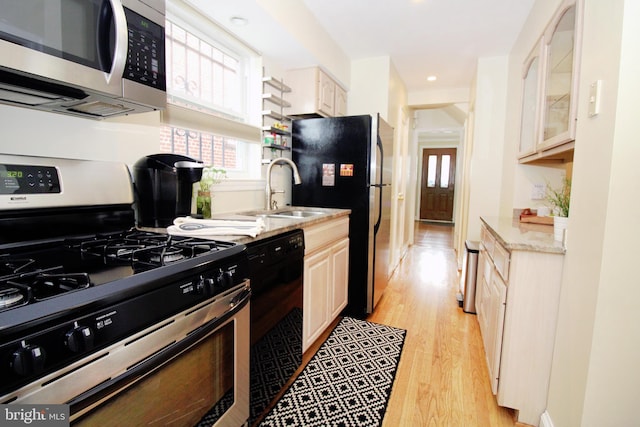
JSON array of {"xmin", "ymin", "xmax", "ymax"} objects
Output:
[
  {"xmin": 68, "ymin": 231, "xmax": 235, "ymax": 267},
  {"xmin": 29, "ymin": 273, "xmax": 92, "ymax": 300},
  {"xmin": 0, "ymin": 256, "xmax": 37, "ymax": 277},
  {"xmin": 5, "ymin": 270, "xmax": 92, "ymax": 302}
]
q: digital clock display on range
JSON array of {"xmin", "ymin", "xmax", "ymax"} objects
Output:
[
  {"xmin": 0, "ymin": 170, "xmax": 23, "ymax": 179},
  {"xmin": 0, "ymin": 164, "xmax": 61, "ymax": 194}
]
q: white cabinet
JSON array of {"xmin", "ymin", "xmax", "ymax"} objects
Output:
[
  {"xmin": 335, "ymin": 85, "xmax": 348, "ymax": 117},
  {"xmin": 477, "ymin": 223, "xmax": 564, "ymax": 425},
  {"xmin": 518, "ymin": 40, "xmax": 544, "ymax": 158},
  {"xmin": 518, "ymin": 0, "xmax": 582, "ymax": 164},
  {"xmin": 285, "ymin": 67, "xmax": 347, "ymax": 117},
  {"xmin": 476, "ymin": 249, "xmax": 507, "ymax": 395},
  {"xmin": 302, "ymin": 217, "xmax": 349, "ymax": 352},
  {"xmin": 540, "ymin": 0, "xmax": 581, "ymax": 150}
]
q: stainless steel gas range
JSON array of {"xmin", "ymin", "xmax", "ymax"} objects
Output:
[{"xmin": 0, "ymin": 154, "xmax": 250, "ymax": 426}]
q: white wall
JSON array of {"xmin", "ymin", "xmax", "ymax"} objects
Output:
[
  {"xmin": 0, "ymin": 105, "xmax": 160, "ymax": 165},
  {"xmin": 465, "ymin": 56, "xmax": 509, "ymax": 241},
  {"xmin": 256, "ymin": 0, "xmax": 350, "ymax": 87},
  {"xmin": 350, "ymin": 55, "xmax": 411, "ymax": 277},
  {"xmin": 494, "ymin": 0, "xmax": 639, "ymax": 424},
  {"xmin": 545, "ymin": 0, "xmax": 640, "ymax": 425},
  {"xmin": 349, "ymin": 57, "xmax": 392, "ymax": 118},
  {"xmin": 408, "ymin": 87, "xmax": 470, "ymax": 107}
]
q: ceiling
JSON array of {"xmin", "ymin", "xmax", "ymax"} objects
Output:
[{"xmin": 184, "ymin": 0, "xmax": 535, "ymax": 94}]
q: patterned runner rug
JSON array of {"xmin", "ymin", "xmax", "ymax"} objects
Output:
[{"xmin": 258, "ymin": 316, "xmax": 406, "ymax": 427}]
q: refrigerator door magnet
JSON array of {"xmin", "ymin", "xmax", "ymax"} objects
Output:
[
  {"xmin": 340, "ymin": 164, "xmax": 354, "ymax": 177},
  {"xmin": 322, "ymin": 163, "xmax": 336, "ymax": 186}
]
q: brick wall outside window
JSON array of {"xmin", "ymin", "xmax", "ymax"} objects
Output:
[{"xmin": 160, "ymin": 126, "xmax": 237, "ymax": 169}]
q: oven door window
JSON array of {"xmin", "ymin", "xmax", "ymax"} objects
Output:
[{"xmin": 74, "ymin": 322, "xmax": 235, "ymax": 426}]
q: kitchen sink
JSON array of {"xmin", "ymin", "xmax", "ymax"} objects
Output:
[{"xmin": 267, "ymin": 210, "xmax": 324, "ymax": 219}]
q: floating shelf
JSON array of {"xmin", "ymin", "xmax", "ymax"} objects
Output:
[
  {"xmin": 262, "ymin": 73, "xmax": 292, "ymax": 164},
  {"xmin": 262, "ymin": 126, "xmax": 291, "ymax": 136},
  {"xmin": 262, "ymin": 143, "xmax": 291, "ymax": 151},
  {"xmin": 262, "ymin": 76, "xmax": 291, "ymax": 93},
  {"xmin": 262, "ymin": 110, "xmax": 288, "ymax": 121},
  {"xmin": 262, "ymin": 93, "xmax": 291, "ymax": 108}
]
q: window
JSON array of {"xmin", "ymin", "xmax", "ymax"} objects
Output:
[
  {"xmin": 427, "ymin": 155, "xmax": 437, "ymax": 187},
  {"xmin": 160, "ymin": 127, "xmax": 238, "ymax": 169},
  {"xmin": 440, "ymin": 155, "xmax": 450, "ymax": 188},
  {"xmin": 165, "ymin": 20, "xmax": 243, "ymax": 120},
  {"xmin": 161, "ymin": 1, "xmax": 262, "ymax": 180}
]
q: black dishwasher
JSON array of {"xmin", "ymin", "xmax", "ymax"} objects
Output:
[{"xmin": 247, "ymin": 229, "xmax": 304, "ymax": 425}]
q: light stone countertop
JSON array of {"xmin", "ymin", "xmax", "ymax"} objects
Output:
[
  {"xmin": 214, "ymin": 207, "xmax": 351, "ymax": 244},
  {"xmin": 141, "ymin": 207, "xmax": 351, "ymax": 245},
  {"xmin": 480, "ymin": 216, "xmax": 565, "ymax": 254}
]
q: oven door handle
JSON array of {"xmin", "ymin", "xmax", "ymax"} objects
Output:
[{"xmin": 68, "ymin": 289, "xmax": 251, "ymax": 418}]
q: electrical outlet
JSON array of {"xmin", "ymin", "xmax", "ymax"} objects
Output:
[{"xmin": 531, "ymin": 183, "xmax": 546, "ymax": 200}]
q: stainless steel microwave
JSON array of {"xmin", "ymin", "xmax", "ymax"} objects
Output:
[{"xmin": 0, "ymin": 0, "xmax": 166, "ymax": 119}]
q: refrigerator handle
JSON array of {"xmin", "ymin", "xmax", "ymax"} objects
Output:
[{"xmin": 372, "ymin": 134, "xmax": 385, "ymax": 234}]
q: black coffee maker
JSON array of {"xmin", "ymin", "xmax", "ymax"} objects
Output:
[{"xmin": 133, "ymin": 154, "xmax": 204, "ymax": 227}]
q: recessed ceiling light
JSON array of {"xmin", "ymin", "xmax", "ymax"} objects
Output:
[
  {"xmin": 230, "ymin": 16, "xmax": 248, "ymax": 27},
  {"xmin": 427, "ymin": 75, "xmax": 437, "ymax": 82}
]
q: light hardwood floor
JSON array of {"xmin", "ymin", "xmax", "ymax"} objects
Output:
[
  {"xmin": 367, "ymin": 221, "xmax": 517, "ymax": 427},
  {"xmin": 254, "ymin": 221, "xmax": 519, "ymax": 426}
]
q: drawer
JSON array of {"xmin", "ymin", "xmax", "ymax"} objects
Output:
[
  {"xmin": 493, "ymin": 241, "xmax": 510, "ymax": 282},
  {"xmin": 480, "ymin": 225, "xmax": 496, "ymax": 259},
  {"xmin": 481, "ymin": 250, "xmax": 493, "ymax": 285},
  {"xmin": 304, "ymin": 217, "xmax": 349, "ymax": 255}
]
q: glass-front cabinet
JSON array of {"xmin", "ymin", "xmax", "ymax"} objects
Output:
[
  {"xmin": 518, "ymin": 40, "xmax": 544, "ymax": 158},
  {"xmin": 541, "ymin": 0, "xmax": 580, "ymax": 149},
  {"xmin": 519, "ymin": 0, "xmax": 581, "ymax": 163}
]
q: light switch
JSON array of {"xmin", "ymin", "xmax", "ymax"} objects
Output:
[{"xmin": 588, "ymin": 80, "xmax": 602, "ymax": 117}]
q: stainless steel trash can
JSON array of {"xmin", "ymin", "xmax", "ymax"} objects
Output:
[{"xmin": 462, "ymin": 240, "xmax": 480, "ymax": 313}]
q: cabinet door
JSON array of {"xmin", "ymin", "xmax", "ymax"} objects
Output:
[
  {"xmin": 477, "ymin": 266, "xmax": 494, "ymax": 386},
  {"xmin": 540, "ymin": 0, "xmax": 581, "ymax": 150},
  {"xmin": 329, "ymin": 238, "xmax": 349, "ymax": 319},
  {"xmin": 476, "ymin": 249, "xmax": 488, "ymax": 316},
  {"xmin": 487, "ymin": 272, "xmax": 507, "ymax": 395},
  {"xmin": 518, "ymin": 39, "xmax": 544, "ymax": 158},
  {"xmin": 317, "ymin": 70, "xmax": 336, "ymax": 116},
  {"xmin": 335, "ymin": 85, "xmax": 348, "ymax": 117},
  {"xmin": 303, "ymin": 247, "xmax": 331, "ymax": 351}
]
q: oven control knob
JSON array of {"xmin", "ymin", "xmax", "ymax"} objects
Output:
[
  {"xmin": 218, "ymin": 270, "xmax": 234, "ymax": 289},
  {"xmin": 65, "ymin": 324, "xmax": 95, "ymax": 353},
  {"xmin": 10, "ymin": 342, "xmax": 46, "ymax": 376},
  {"xmin": 197, "ymin": 276, "xmax": 215, "ymax": 296}
]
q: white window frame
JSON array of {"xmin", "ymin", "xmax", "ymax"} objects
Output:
[{"xmin": 162, "ymin": 0, "xmax": 262, "ymax": 184}]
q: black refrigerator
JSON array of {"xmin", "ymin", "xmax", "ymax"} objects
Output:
[{"xmin": 292, "ymin": 114, "xmax": 394, "ymax": 317}]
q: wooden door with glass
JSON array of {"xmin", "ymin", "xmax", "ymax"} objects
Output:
[{"xmin": 420, "ymin": 148, "xmax": 456, "ymax": 221}]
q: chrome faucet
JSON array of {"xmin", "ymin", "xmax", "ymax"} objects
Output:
[{"xmin": 266, "ymin": 157, "xmax": 302, "ymax": 210}]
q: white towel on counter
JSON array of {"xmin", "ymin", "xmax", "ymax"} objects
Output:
[{"xmin": 167, "ymin": 216, "xmax": 265, "ymax": 238}]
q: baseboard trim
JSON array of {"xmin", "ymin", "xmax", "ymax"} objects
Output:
[{"xmin": 540, "ymin": 411, "xmax": 555, "ymax": 427}]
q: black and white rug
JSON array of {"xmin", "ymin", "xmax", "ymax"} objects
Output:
[
  {"xmin": 250, "ymin": 308, "xmax": 303, "ymax": 425},
  {"xmin": 258, "ymin": 316, "xmax": 406, "ymax": 427}
]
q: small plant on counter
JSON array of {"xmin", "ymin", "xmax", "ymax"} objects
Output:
[
  {"xmin": 199, "ymin": 167, "xmax": 227, "ymax": 192},
  {"xmin": 196, "ymin": 167, "xmax": 227, "ymax": 218},
  {"xmin": 546, "ymin": 178, "xmax": 571, "ymax": 218}
]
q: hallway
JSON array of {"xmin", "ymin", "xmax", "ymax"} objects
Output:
[{"xmin": 368, "ymin": 222, "xmax": 517, "ymax": 426}]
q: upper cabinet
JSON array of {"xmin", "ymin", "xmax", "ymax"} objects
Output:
[
  {"xmin": 519, "ymin": 0, "xmax": 582, "ymax": 164},
  {"xmin": 285, "ymin": 67, "xmax": 348, "ymax": 118},
  {"xmin": 541, "ymin": 0, "xmax": 580, "ymax": 149},
  {"xmin": 518, "ymin": 40, "xmax": 544, "ymax": 158}
]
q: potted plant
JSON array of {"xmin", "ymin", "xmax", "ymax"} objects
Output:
[
  {"xmin": 196, "ymin": 167, "xmax": 226, "ymax": 219},
  {"xmin": 546, "ymin": 177, "xmax": 571, "ymax": 242}
]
